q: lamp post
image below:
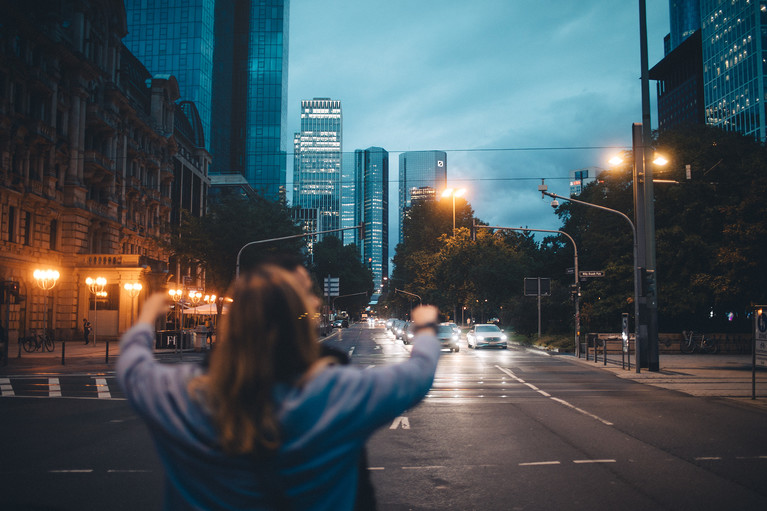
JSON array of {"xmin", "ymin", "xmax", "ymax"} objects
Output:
[
  {"xmin": 188, "ymin": 290, "xmax": 202, "ymax": 326},
  {"xmin": 538, "ymin": 183, "xmax": 640, "ymax": 371},
  {"xmin": 123, "ymin": 282, "xmax": 142, "ymax": 325},
  {"xmin": 441, "ymin": 187, "xmax": 466, "ymax": 233},
  {"xmin": 168, "ymin": 288, "xmax": 184, "ymax": 349},
  {"xmin": 33, "ymin": 269, "xmax": 60, "ymax": 336},
  {"xmin": 609, "ymin": 143, "xmax": 667, "ymax": 371},
  {"xmin": 85, "ymin": 277, "xmax": 106, "ymax": 346}
]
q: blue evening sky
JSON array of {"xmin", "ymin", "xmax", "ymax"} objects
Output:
[{"xmin": 286, "ymin": 0, "xmax": 670, "ymax": 258}]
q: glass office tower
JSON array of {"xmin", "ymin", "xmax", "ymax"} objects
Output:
[
  {"xmin": 124, "ymin": 0, "xmax": 215, "ymax": 151},
  {"xmin": 669, "ymin": 0, "xmax": 701, "ymax": 51},
  {"xmin": 211, "ymin": 0, "xmax": 290, "ymax": 199},
  {"xmin": 293, "ymin": 98, "xmax": 343, "ymax": 237},
  {"xmin": 354, "ymin": 147, "xmax": 389, "ymax": 290},
  {"xmin": 398, "ymin": 151, "xmax": 447, "ymax": 243},
  {"xmin": 700, "ymin": 0, "xmax": 766, "ymax": 140}
]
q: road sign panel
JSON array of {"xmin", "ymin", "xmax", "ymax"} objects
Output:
[{"xmin": 579, "ymin": 270, "xmax": 605, "ymax": 278}]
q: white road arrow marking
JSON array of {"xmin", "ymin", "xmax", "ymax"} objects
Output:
[{"xmin": 390, "ymin": 416, "xmax": 410, "ymax": 429}]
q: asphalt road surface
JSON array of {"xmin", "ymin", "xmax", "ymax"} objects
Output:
[{"xmin": 1, "ymin": 322, "xmax": 766, "ymax": 510}]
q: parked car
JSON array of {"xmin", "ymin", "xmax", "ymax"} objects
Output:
[
  {"xmin": 395, "ymin": 320, "xmax": 410, "ymax": 341},
  {"xmin": 467, "ymin": 324, "xmax": 507, "ymax": 349}
]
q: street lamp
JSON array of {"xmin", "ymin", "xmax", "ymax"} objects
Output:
[
  {"xmin": 608, "ymin": 143, "xmax": 668, "ymax": 371},
  {"xmin": 441, "ymin": 187, "xmax": 466, "ymax": 233},
  {"xmin": 85, "ymin": 276, "xmax": 106, "ymax": 346},
  {"xmin": 168, "ymin": 288, "xmax": 184, "ymax": 348},
  {"xmin": 123, "ymin": 282, "xmax": 142, "ymax": 324},
  {"xmin": 33, "ymin": 269, "xmax": 60, "ymax": 336}
]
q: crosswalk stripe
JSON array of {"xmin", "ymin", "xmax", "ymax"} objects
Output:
[
  {"xmin": 49, "ymin": 378, "xmax": 61, "ymax": 397},
  {"xmin": 0, "ymin": 377, "xmax": 14, "ymax": 397},
  {"xmin": 95, "ymin": 378, "xmax": 111, "ymax": 399}
]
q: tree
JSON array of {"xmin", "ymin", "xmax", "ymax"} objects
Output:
[
  {"xmin": 310, "ymin": 236, "xmax": 373, "ymax": 319},
  {"xmin": 170, "ymin": 190, "xmax": 304, "ymax": 296}
]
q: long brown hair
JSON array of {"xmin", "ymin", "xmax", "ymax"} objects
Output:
[{"xmin": 192, "ymin": 265, "xmax": 320, "ymax": 455}]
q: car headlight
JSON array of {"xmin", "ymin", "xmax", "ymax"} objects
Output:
[
  {"xmin": 407, "ymin": 332, "xmax": 414, "ymax": 338},
  {"xmin": 501, "ymin": 334, "xmax": 507, "ymax": 340},
  {"xmin": 452, "ymin": 335, "xmax": 459, "ymax": 341},
  {"xmin": 476, "ymin": 335, "xmax": 484, "ymax": 341}
]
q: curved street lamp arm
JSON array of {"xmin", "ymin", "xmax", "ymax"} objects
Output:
[
  {"xmin": 236, "ymin": 224, "xmax": 363, "ymax": 278},
  {"xmin": 394, "ymin": 288, "xmax": 422, "ymax": 305}
]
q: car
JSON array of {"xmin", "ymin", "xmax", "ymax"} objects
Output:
[
  {"xmin": 332, "ymin": 318, "xmax": 349, "ymax": 328},
  {"xmin": 435, "ymin": 324, "xmax": 460, "ymax": 352},
  {"xmin": 467, "ymin": 324, "xmax": 507, "ymax": 349},
  {"xmin": 395, "ymin": 320, "xmax": 410, "ymax": 342},
  {"xmin": 442, "ymin": 322, "xmax": 461, "ymax": 335}
]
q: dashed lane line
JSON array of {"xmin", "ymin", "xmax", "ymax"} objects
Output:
[{"xmin": 495, "ymin": 365, "xmax": 614, "ymax": 427}]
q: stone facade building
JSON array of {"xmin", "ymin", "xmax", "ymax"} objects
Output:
[{"xmin": 0, "ymin": 0, "xmax": 209, "ymax": 354}]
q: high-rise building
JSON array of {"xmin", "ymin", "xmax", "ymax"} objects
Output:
[
  {"xmin": 669, "ymin": 0, "xmax": 701, "ymax": 51},
  {"xmin": 700, "ymin": 0, "xmax": 765, "ymax": 140},
  {"xmin": 126, "ymin": 0, "xmax": 290, "ymax": 199},
  {"xmin": 124, "ymin": 0, "xmax": 215, "ymax": 151},
  {"xmin": 212, "ymin": 0, "xmax": 290, "ymax": 199},
  {"xmin": 354, "ymin": 148, "xmax": 389, "ymax": 290},
  {"xmin": 398, "ymin": 151, "xmax": 447, "ymax": 243},
  {"xmin": 293, "ymin": 98, "xmax": 343, "ymax": 237}
]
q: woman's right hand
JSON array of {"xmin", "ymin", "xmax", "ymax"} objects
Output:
[
  {"xmin": 137, "ymin": 292, "xmax": 170, "ymax": 326},
  {"xmin": 410, "ymin": 305, "xmax": 438, "ymax": 328}
]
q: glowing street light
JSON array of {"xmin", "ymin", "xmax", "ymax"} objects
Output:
[
  {"xmin": 124, "ymin": 282, "xmax": 143, "ymax": 323},
  {"xmin": 34, "ymin": 269, "xmax": 60, "ymax": 335},
  {"xmin": 441, "ymin": 187, "xmax": 467, "ymax": 233},
  {"xmin": 85, "ymin": 276, "xmax": 107, "ymax": 346}
]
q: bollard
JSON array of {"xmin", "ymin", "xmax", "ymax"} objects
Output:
[
  {"xmin": 105, "ymin": 340, "xmax": 109, "ymax": 363},
  {"xmin": 61, "ymin": 341, "xmax": 66, "ymax": 365}
]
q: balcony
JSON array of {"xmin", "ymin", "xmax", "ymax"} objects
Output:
[
  {"xmin": 84, "ymin": 150, "xmax": 116, "ymax": 182},
  {"xmin": 31, "ymin": 120, "xmax": 55, "ymax": 142},
  {"xmin": 76, "ymin": 254, "xmax": 143, "ymax": 268}
]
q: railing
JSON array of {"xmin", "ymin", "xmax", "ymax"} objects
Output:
[{"xmin": 76, "ymin": 254, "xmax": 143, "ymax": 267}]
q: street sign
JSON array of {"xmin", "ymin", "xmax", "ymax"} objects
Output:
[
  {"xmin": 524, "ymin": 277, "xmax": 550, "ymax": 297},
  {"xmin": 324, "ymin": 277, "xmax": 339, "ymax": 297},
  {"xmin": 756, "ymin": 308, "xmax": 767, "ymax": 368},
  {"xmin": 579, "ymin": 270, "xmax": 605, "ymax": 278}
]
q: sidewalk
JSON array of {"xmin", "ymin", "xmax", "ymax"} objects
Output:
[
  {"xmin": 562, "ymin": 349, "xmax": 767, "ymax": 410},
  {"xmin": 0, "ymin": 338, "xmax": 207, "ymax": 376}
]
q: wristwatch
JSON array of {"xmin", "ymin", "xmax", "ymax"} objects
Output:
[{"xmin": 413, "ymin": 322, "xmax": 439, "ymax": 334}]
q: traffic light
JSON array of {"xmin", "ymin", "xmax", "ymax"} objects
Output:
[
  {"xmin": 1, "ymin": 281, "xmax": 23, "ymax": 305},
  {"xmin": 358, "ymin": 223, "xmax": 365, "ymax": 240},
  {"xmin": 640, "ymin": 268, "xmax": 656, "ymax": 300}
]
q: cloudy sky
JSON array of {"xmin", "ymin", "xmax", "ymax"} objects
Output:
[{"xmin": 286, "ymin": 0, "xmax": 670, "ymax": 257}]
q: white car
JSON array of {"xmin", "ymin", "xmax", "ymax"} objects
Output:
[{"xmin": 467, "ymin": 324, "xmax": 507, "ymax": 349}]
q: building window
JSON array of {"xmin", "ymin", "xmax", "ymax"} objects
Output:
[
  {"xmin": 6, "ymin": 206, "xmax": 15, "ymax": 242},
  {"xmin": 49, "ymin": 219, "xmax": 58, "ymax": 250},
  {"xmin": 23, "ymin": 211, "xmax": 32, "ymax": 246}
]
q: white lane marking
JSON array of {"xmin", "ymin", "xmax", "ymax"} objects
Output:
[
  {"xmin": 496, "ymin": 365, "xmax": 614, "ymax": 426},
  {"xmin": 367, "ymin": 467, "xmax": 385, "ymax": 471},
  {"xmin": 573, "ymin": 459, "xmax": 616, "ymax": 464},
  {"xmin": 519, "ymin": 461, "xmax": 561, "ymax": 466},
  {"xmin": 348, "ymin": 347, "xmax": 355, "ymax": 358},
  {"xmin": 402, "ymin": 466, "xmax": 445, "ymax": 470},
  {"xmin": 365, "ymin": 364, "xmax": 375, "ymax": 370},
  {"xmin": 49, "ymin": 469, "xmax": 93, "ymax": 473},
  {"xmin": 390, "ymin": 416, "xmax": 410, "ymax": 430},
  {"xmin": 49, "ymin": 378, "xmax": 61, "ymax": 397},
  {"xmin": 0, "ymin": 378, "xmax": 14, "ymax": 397},
  {"xmin": 95, "ymin": 378, "xmax": 111, "ymax": 399},
  {"xmin": 695, "ymin": 457, "xmax": 722, "ymax": 461},
  {"xmin": 107, "ymin": 469, "xmax": 152, "ymax": 473}
]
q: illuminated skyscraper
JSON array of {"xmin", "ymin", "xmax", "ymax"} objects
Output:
[
  {"xmin": 354, "ymin": 147, "xmax": 389, "ymax": 290},
  {"xmin": 124, "ymin": 0, "xmax": 215, "ymax": 151},
  {"xmin": 293, "ymin": 98, "xmax": 343, "ymax": 236},
  {"xmin": 212, "ymin": 0, "xmax": 290, "ymax": 199},
  {"xmin": 398, "ymin": 151, "xmax": 447, "ymax": 243},
  {"xmin": 126, "ymin": 1, "xmax": 290, "ymax": 199}
]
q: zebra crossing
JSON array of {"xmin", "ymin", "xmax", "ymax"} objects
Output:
[{"xmin": 0, "ymin": 375, "xmax": 124, "ymax": 400}]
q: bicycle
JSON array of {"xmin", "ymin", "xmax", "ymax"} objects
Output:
[
  {"xmin": 680, "ymin": 330, "xmax": 719, "ymax": 354},
  {"xmin": 21, "ymin": 329, "xmax": 55, "ymax": 353}
]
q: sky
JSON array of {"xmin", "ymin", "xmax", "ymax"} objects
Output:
[{"xmin": 286, "ymin": 0, "xmax": 671, "ymax": 260}]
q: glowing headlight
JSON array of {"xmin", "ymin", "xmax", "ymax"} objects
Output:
[
  {"xmin": 407, "ymin": 332, "xmax": 414, "ymax": 338},
  {"xmin": 452, "ymin": 335, "xmax": 459, "ymax": 341},
  {"xmin": 476, "ymin": 335, "xmax": 484, "ymax": 341},
  {"xmin": 501, "ymin": 334, "xmax": 507, "ymax": 340}
]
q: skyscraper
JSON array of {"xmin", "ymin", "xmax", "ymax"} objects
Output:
[
  {"xmin": 126, "ymin": 1, "xmax": 291, "ymax": 199},
  {"xmin": 669, "ymin": 0, "xmax": 701, "ymax": 51},
  {"xmin": 398, "ymin": 151, "xmax": 447, "ymax": 243},
  {"xmin": 124, "ymin": 0, "xmax": 215, "ymax": 151},
  {"xmin": 354, "ymin": 147, "xmax": 389, "ymax": 290},
  {"xmin": 293, "ymin": 98, "xmax": 343, "ymax": 236},
  {"xmin": 700, "ymin": 0, "xmax": 765, "ymax": 140},
  {"xmin": 212, "ymin": 0, "xmax": 290, "ymax": 199}
]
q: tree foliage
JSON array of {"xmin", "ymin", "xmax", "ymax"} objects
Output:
[
  {"xmin": 389, "ymin": 125, "xmax": 767, "ymax": 335},
  {"xmin": 169, "ymin": 190, "xmax": 304, "ymax": 295},
  {"xmin": 310, "ymin": 236, "xmax": 374, "ymax": 318}
]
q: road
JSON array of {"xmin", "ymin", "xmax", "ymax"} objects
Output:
[{"xmin": 1, "ymin": 322, "xmax": 766, "ymax": 510}]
